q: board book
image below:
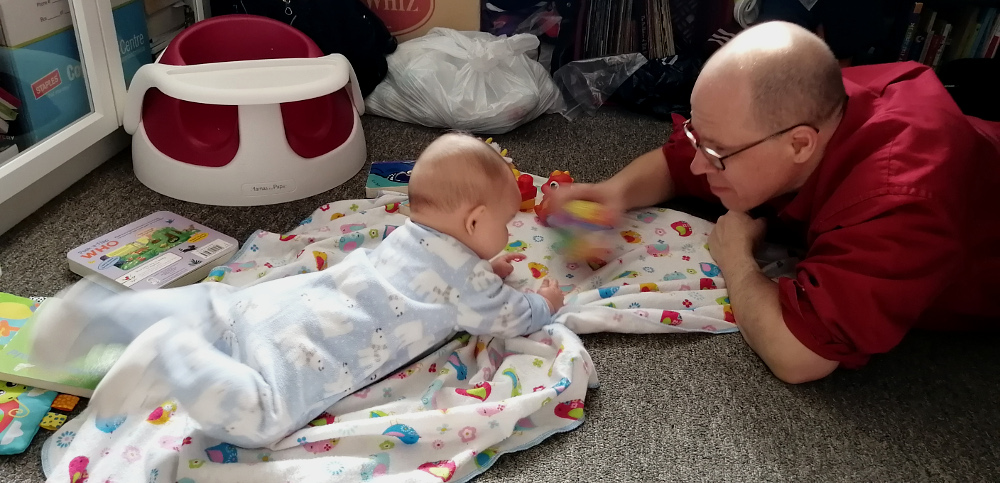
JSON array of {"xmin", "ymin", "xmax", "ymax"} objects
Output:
[
  {"xmin": 366, "ymin": 160, "xmax": 415, "ymax": 198},
  {"xmin": 0, "ymin": 293, "xmax": 116, "ymax": 397},
  {"xmin": 67, "ymin": 211, "xmax": 238, "ymax": 291}
]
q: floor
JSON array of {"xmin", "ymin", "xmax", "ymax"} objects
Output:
[{"xmin": 1, "ymin": 111, "xmax": 997, "ymax": 482}]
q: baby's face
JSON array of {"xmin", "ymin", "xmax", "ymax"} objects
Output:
[{"xmin": 465, "ymin": 179, "xmax": 520, "ymax": 259}]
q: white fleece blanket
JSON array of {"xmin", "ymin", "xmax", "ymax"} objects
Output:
[{"xmin": 41, "ymin": 176, "xmax": 740, "ymax": 483}]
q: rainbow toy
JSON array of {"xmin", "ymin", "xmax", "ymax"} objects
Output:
[{"xmin": 546, "ymin": 200, "xmax": 616, "ymax": 261}]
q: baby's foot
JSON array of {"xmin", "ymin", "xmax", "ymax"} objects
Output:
[
  {"xmin": 90, "ymin": 319, "xmax": 172, "ymax": 419},
  {"xmin": 29, "ymin": 278, "xmax": 126, "ymax": 367},
  {"xmin": 28, "ymin": 297, "xmax": 88, "ymax": 367}
]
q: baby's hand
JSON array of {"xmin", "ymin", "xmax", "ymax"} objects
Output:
[
  {"xmin": 537, "ymin": 278, "xmax": 564, "ymax": 314},
  {"xmin": 491, "ymin": 253, "xmax": 526, "ymax": 280}
]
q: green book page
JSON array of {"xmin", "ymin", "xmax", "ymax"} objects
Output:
[
  {"xmin": 0, "ymin": 303, "xmax": 123, "ymax": 395},
  {"xmin": 0, "ymin": 293, "xmax": 37, "ymax": 350}
]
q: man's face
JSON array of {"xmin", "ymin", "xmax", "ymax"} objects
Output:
[{"xmin": 687, "ymin": 79, "xmax": 800, "ymax": 212}]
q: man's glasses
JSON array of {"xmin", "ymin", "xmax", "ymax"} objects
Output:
[{"xmin": 682, "ymin": 119, "xmax": 819, "ymax": 171}]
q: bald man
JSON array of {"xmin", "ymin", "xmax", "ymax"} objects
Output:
[{"xmin": 552, "ymin": 21, "xmax": 1000, "ymax": 383}]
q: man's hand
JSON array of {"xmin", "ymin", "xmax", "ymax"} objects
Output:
[
  {"xmin": 537, "ymin": 278, "xmax": 564, "ymax": 314},
  {"xmin": 709, "ymin": 210, "xmax": 838, "ymax": 384},
  {"xmin": 543, "ymin": 182, "xmax": 626, "ymax": 226},
  {"xmin": 708, "ymin": 211, "xmax": 766, "ymax": 273},
  {"xmin": 491, "ymin": 253, "xmax": 525, "ymax": 280}
]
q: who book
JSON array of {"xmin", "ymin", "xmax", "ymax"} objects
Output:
[{"xmin": 67, "ymin": 211, "xmax": 238, "ymax": 291}]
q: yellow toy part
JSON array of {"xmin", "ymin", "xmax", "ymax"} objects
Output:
[{"xmin": 40, "ymin": 412, "xmax": 67, "ymax": 431}]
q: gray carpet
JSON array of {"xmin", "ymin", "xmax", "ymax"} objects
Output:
[{"xmin": 1, "ymin": 111, "xmax": 998, "ymax": 482}]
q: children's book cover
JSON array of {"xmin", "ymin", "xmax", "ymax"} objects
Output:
[
  {"xmin": 0, "ymin": 293, "xmax": 119, "ymax": 398},
  {"xmin": 366, "ymin": 160, "xmax": 415, "ymax": 198},
  {"xmin": 67, "ymin": 211, "xmax": 238, "ymax": 291}
]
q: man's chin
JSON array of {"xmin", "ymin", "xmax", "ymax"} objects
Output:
[{"xmin": 719, "ymin": 197, "xmax": 755, "ymax": 213}]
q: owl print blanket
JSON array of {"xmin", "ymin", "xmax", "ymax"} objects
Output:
[{"xmin": 41, "ymin": 173, "xmax": 745, "ymax": 483}]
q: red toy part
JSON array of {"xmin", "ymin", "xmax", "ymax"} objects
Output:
[
  {"xmin": 534, "ymin": 170, "xmax": 574, "ymax": 225},
  {"xmin": 516, "ymin": 173, "xmax": 537, "ymax": 212}
]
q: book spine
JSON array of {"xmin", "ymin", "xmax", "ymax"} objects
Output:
[
  {"xmin": 931, "ymin": 23, "xmax": 951, "ymax": 69},
  {"xmin": 909, "ymin": 33, "xmax": 926, "ymax": 61},
  {"xmin": 638, "ymin": 0, "xmax": 648, "ymax": 58},
  {"xmin": 0, "ymin": 86, "xmax": 20, "ymax": 110},
  {"xmin": 975, "ymin": 9, "xmax": 999, "ymax": 58},
  {"xmin": 898, "ymin": 2, "xmax": 923, "ymax": 61},
  {"xmin": 986, "ymin": 14, "xmax": 1000, "ymax": 58},
  {"xmin": 985, "ymin": 29, "xmax": 1000, "ymax": 58},
  {"xmin": 961, "ymin": 21, "xmax": 982, "ymax": 59},
  {"xmin": 923, "ymin": 32, "xmax": 943, "ymax": 65},
  {"xmin": 918, "ymin": 11, "xmax": 938, "ymax": 63}
]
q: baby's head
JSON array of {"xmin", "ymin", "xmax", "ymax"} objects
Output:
[{"xmin": 409, "ymin": 133, "xmax": 520, "ymax": 259}]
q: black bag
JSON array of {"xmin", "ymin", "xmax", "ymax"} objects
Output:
[
  {"xmin": 210, "ymin": 0, "xmax": 398, "ymax": 96},
  {"xmin": 610, "ymin": 55, "xmax": 704, "ymax": 120}
]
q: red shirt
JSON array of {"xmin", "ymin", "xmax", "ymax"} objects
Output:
[{"xmin": 662, "ymin": 62, "xmax": 1000, "ymax": 369}]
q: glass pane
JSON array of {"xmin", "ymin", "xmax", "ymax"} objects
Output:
[
  {"xmin": 145, "ymin": 0, "xmax": 194, "ymax": 57},
  {"xmin": 112, "ymin": 0, "xmax": 153, "ymax": 88},
  {"xmin": 0, "ymin": 0, "xmax": 95, "ymax": 166}
]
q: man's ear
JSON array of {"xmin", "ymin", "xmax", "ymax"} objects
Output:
[
  {"xmin": 789, "ymin": 126, "xmax": 818, "ymax": 164},
  {"xmin": 465, "ymin": 205, "xmax": 488, "ymax": 236}
]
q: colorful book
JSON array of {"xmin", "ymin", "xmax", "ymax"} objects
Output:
[
  {"xmin": 984, "ymin": 13, "xmax": 1000, "ymax": 58},
  {"xmin": 365, "ymin": 160, "xmax": 415, "ymax": 198},
  {"xmin": 951, "ymin": 8, "xmax": 981, "ymax": 62},
  {"xmin": 0, "ymin": 293, "xmax": 117, "ymax": 397},
  {"xmin": 918, "ymin": 10, "xmax": 938, "ymax": 63},
  {"xmin": 67, "ymin": 211, "xmax": 238, "ymax": 292},
  {"xmin": 974, "ymin": 9, "xmax": 998, "ymax": 58},
  {"xmin": 898, "ymin": 2, "xmax": 923, "ymax": 61},
  {"xmin": 967, "ymin": 9, "xmax": 987, "ymax": 58},
  {"xmin": 930, "ymin": 23, "xmax": 952, "ymax": 69},
  {"xmin": 0, "ymin": 86, "xmax": 20, "ymax": 109}
]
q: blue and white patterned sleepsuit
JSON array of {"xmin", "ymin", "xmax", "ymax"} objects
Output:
[{"xmin": 57, "ymin": 220, "xmax": 553, "ymax": 447}]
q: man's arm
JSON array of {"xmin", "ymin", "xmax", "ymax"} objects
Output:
[
  {"xmin": 601, "ymin": 148, "xmax": 677, "ymax": 211},
  {"xmin": 710, "ymin": 211, "xmax": 838, "ymax": 384},
  {"xmin": 723, "ymin": 255, "xmax": 839, "ymax": 384},
  {"xmin": 548, "ymin": 147, "xmax": 681, "ymax": 217},
  {"xmin": 714, "ymin": 196, "xmax": 960, "ymax": 382}
]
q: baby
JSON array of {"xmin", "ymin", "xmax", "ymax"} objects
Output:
[{"xmin": 30, "ymin": 133, "xmax": 564, "ymax": 448}]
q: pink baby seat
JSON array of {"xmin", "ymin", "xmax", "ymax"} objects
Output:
[{"xmin": 124, "ymin": 15, "xmax": 366, "ymax": 205}]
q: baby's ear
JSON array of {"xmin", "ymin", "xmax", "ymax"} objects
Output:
[{"xmin": 465, "ymin": 205, "xmax": 488, "ymax": 235}]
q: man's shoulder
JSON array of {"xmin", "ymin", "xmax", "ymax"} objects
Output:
[
  {"xmin": 842, "ymin": 61, "xmax": 934, "ymax": 94},
  {"xmin": 818, "ymin": 93, "xmax": 984, "ymax": 219}
]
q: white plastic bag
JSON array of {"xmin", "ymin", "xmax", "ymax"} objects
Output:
[{"xmin": 365, "ymin": 28, "xmax": 563, "ymax": 134}]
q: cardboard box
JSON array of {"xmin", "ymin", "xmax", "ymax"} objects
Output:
[
  {"xmin": 0, "ymin": 27, "xmax": 90, "ymax": 150},
  {"xmin": 144, "ymin": 0, "xmax": 182, "ymax": 15},
  {"xmin": 0, "ymin": 0, "xmax": 149, "ymax": 150},
  {"xmin": 0, "ymin": 0, "xmax": 73, "ymax": 47},
  {"xmin": 146, "ymin": 2, "xmax": 188, "ymax": 38},
  {"xmin": 366, "ymin": 0, "xmax": 480, "ymax": 43},
  {"xmin": 0, "ymin": 0, "xmax": 139, "ymax": 47}
]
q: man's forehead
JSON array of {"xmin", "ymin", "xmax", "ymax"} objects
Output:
[{"xmin": 691, "ymin": 78, "xmax": 753, "ymax": 142}]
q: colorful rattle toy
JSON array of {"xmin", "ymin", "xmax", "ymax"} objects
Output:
[
  {"xmin": 534, "ymin": 170, "xmax": 574, "ymax": 223},
  {"xmin": 546, "ymin": 200, "xmax": 617, "ymax": 261}
]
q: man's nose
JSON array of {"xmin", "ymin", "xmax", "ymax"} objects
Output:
[{"xmin": 689, "ymin": 149, "xmax": 716, "ymax": 175}]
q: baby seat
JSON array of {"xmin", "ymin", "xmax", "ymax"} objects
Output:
[{"xmin": 124, "ymin": 15, "xmax": 366, "ymax": 206}]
